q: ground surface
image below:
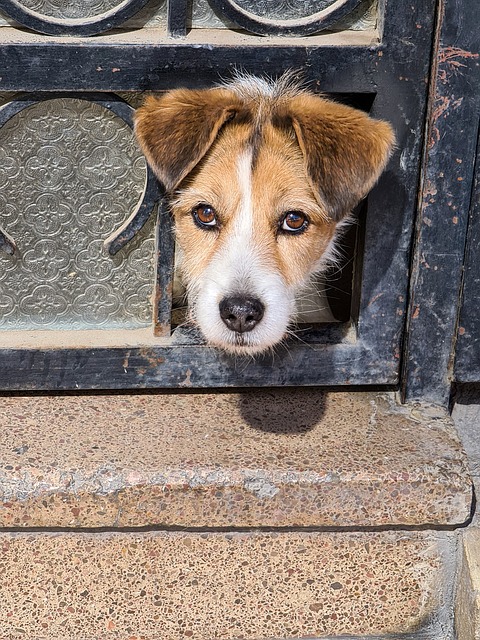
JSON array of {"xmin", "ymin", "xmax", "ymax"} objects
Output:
[{"xmin": 453, "ymin": 384, "xmax": 480, "ymax": 516}]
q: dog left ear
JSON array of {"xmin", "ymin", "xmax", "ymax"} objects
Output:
[
  {"xmin": 285, "ymin": 94, "xmax": 395, "ymax": 221},
  {"xmin": 134, "ymin": 88, "xmax": 243, "ymax": 192}
]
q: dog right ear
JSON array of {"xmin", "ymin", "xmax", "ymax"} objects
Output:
[{"xmin": 134, "ymin": 88, "xmax": 243, "ymax": 192}]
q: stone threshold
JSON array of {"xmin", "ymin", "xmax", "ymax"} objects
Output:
[{"xmin": 0, "ymin": 389, "xmax": 473, "ymax": 529}]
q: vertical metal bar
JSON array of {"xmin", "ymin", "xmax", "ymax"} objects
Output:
[
  {"xmin": 153, "ymin": 199, "xmax": 175, "ymax": 337},
  {"xmin": 167, "ymin": 0, "xmax": 189, "ymax": 37},
  {"xmin": 402, "ymin": 0, "xmax": 480, "ymax": 405}
]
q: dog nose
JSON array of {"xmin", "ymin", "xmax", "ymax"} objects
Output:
[{"xmin": 219, "ymin": 295, "xmax": 265, "ymax": 333}]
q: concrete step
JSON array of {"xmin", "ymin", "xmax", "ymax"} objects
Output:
[
  {"xmin": 452, "ymin": 392, "xmax": 480, "ymax": 640},
  {"xmin": 456, "ymin": 527, "xmax": 480, "ymax": 640},
  {"xmin": 0, "ymin": 390, "xmax": 473, "ymax": 639},
  {"xmin": 0, "ymin": 390, "xmax": 473, "ymax": 529},
  {"xmin": 0, "ymin": 530, "xmax": 456, "ymax": 639}
]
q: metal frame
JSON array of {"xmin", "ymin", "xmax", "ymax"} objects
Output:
[
  {"xmin": 455, "ymin": 130, "xmax": 480, "ymax": 383},
  {"xmin": 402, "ymin": 0, "xmax": 480, "ymax": 405},
  {"xmin": 0, "ymin": 0, "xmax": 438, "ymax": 391}
]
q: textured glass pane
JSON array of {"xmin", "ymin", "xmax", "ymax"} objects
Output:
[
  {"xmin": 333, "ymin": 0, "xmax": 376, "ymax": 30},
  {"xmin": 230, "ymin": 0, "xmax": 336, "ymax": 20},
  {"xmin": 191, "ymin": 0, "xmax": 376, "ymax": 30},
  {"xmin": 0, "ymin": 98, "xmax": 155, "ymax": 331},
  {"xmin": 0, "ymin": 0, "xmax": 168, "ymax": 27},
  {"xmin": 123, "ymin": 0, "xmax": 167, "ymax": 28},
  {"xmin": 192, "ymin": 0, "xmax": 231, "ymax": 28},
  {"xmin": 15, "ymin": 0, "xmax": 124, "ymax": 19}
]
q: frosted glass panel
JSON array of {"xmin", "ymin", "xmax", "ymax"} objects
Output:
[
  {"xmin": 231, "ymin": 0, "xmax": 336, "ymax": 20},
  {"xmin": 0, "ymin": 98, "xmax": 155, "ymax": 331},
  {"xmin": 17, "ymin": 0, "xmax": 123, "ymax": 19},
  {"xmin": 191, "ymin": 0, "xmax": 376, "ymax": 30}
]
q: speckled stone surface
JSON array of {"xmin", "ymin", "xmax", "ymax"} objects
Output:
[
  {"xmin": 0, "ymin": 390, "xmax": 472, "ymax": 528},
  {"xmin": 456, "ymin": 527, "xmax": 480, "ymax": 640},
  {"xmin": 0, "ymin": 530, "xmax": 451, "ymax": 639}
]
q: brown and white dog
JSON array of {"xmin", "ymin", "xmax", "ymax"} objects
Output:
[{"xmin": 134, "ymin": 74, "xmax": 395, "ymax": 355}]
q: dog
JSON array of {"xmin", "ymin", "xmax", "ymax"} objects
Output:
[{"xmin": 134, "ymin": 73, "xmax": 395, "ymax": 355}]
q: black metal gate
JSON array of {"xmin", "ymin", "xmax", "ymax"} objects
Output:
[
  {"xmin": 0, "ymin": 0, "xmax": 443, "ymax": 392},
  {"xmin": 401, "ymin": 0, "xmax": 480, "ymax": 405}
]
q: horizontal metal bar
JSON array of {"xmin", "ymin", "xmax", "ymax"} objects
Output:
[{"xmin": 0, "ymin": 339, "xmax": 399, "ymax": 390}]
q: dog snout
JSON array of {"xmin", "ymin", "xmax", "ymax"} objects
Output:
[{"xmin": 219, "ymin": 295, "xmax": 265, "ymax": 334}]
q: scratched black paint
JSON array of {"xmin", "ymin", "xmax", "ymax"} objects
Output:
[{"xmin": 402, "ymin": 0, "xmax": 480, "ymax": 404}]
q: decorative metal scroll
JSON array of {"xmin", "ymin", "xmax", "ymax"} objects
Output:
[
  {"xmin": 206, "ymin": 0, "xmax": 363, "ymax": 35},
  {"xmin": 0, "ymin": 0, "xmax": 151, "ymax": 35},
  {"xmin": 0, "ymin": 93, "xmax": 158, "ymax": 256}
]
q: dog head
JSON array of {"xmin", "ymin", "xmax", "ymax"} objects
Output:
[{"xmin": 135, "ymin": 75, "xmax": 395, "ymax": 354}]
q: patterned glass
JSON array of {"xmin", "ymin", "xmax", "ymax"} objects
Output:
[
  {"xmin": 191, "ymin": 0, "xmax": 376, "ymax": 30},
  {"xmin": 0, "ymin": 0, "xmax": 374, "ymax": 30},
  {"xmin": 15, "ymin": 0, "xmax": 124, "ymax": 19},
  {"xmin": 0, "ymin": 97, "xmax": 155, "ymax": 331},
  {"xmin": 229, "ymin": 0, "xmax": 336, "ymax": 20}
]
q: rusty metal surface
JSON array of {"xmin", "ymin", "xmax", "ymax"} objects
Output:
[{"xmin": 402, "ymin": 0, "xmax": 480, "ymax": 404}]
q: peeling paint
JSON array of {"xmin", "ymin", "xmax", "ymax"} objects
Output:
[
  {"xmin": 429, "ymin": 95, "xmax": 464, "ymax": 148},
  {"xmin": 438, "ymin": 46, "xmax": 479, "ymax": 83}
]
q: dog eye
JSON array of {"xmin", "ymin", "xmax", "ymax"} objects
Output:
[
  {"xmin": 280, "ymin": 211, "xmax": 309, "ymax": 233},
  {"xmin": 192, "ymin": 204, "xmax": 218, "ymax": 229}
]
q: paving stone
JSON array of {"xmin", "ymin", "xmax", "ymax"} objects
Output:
[
  {"xmin": 0, "ymin": 390, "xmax": 472, "ymax": 528},
  {"xmin": 456, "ymin": 527, "xmax": 480, "ymax": 640},
  {"xmin": 0, "ymin": 530, "xmax": 453, "ymax": 639}
]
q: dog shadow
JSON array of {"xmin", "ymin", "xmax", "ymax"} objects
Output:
[{"xmin": 237, "ymin": 388, "xmax": 327, "ymax": 434}]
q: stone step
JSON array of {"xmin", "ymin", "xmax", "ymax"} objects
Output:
[
  {"xmin": 0, "ymin": 390, "xmax": 473, "ymax": 529},
  {"xmin": 0, "ymin": 390, "xmax": 473, "ymax": 639},
  {"xmin": 452, "ymin": 388, "xmax": 480, "ymax": 640},
  {"xmin": 0, "ymin": 529, "xmax": 455, "ymax": 639},
  {"xmin": 456, "ymin": 527, "xmax": 480, "ymax": 640}
]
